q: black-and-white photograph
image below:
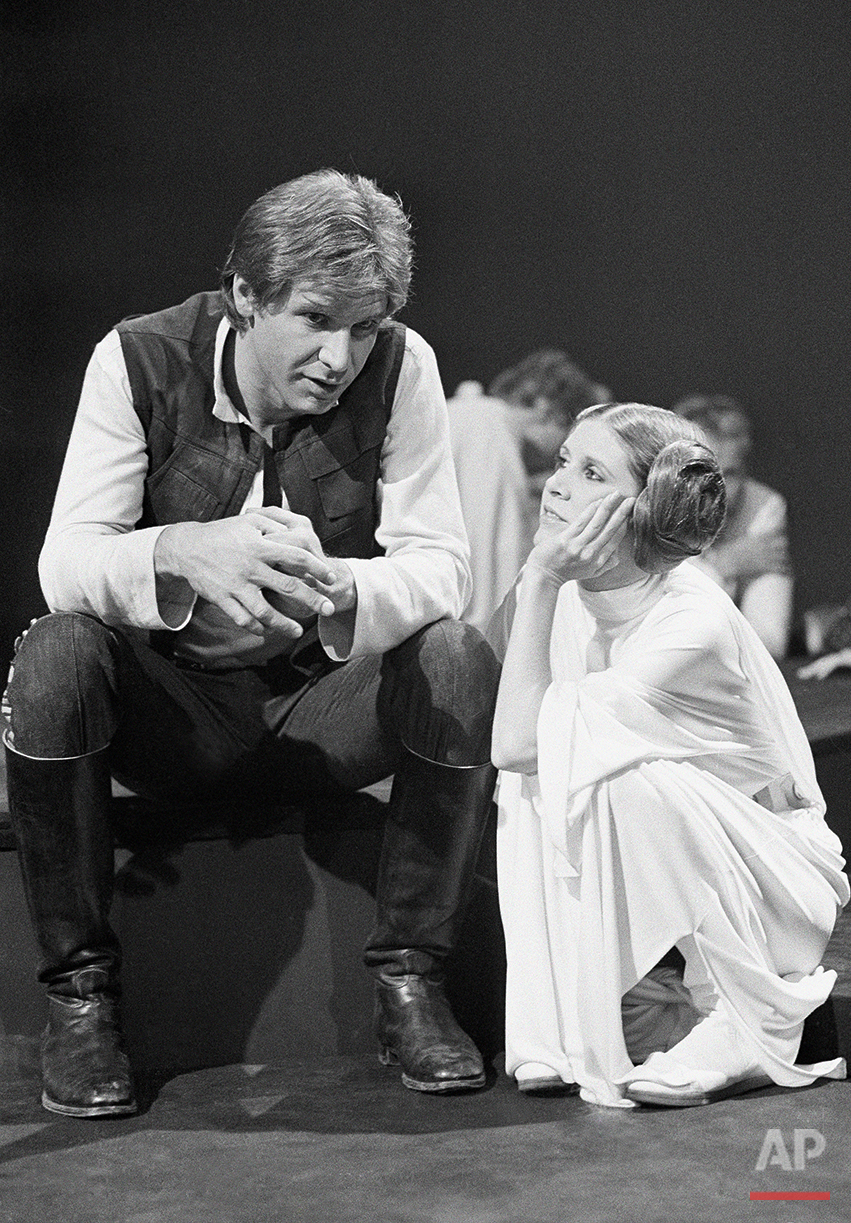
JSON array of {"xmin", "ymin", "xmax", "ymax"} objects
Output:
[{"xmin": 1, "ymin": 2, "xmax": 850, "ymax": 1218}]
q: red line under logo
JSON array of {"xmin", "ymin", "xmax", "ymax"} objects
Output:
[{"xmin": 750, "ymin": 1191, "xmax": 830, "ymax": 1201}]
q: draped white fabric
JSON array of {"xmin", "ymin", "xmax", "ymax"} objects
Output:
[{"xmin": 496, "ymin": 562, "xmax": 849, "ymax": 1107}]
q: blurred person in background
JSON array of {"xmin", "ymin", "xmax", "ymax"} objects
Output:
[
  {"xmin": 447, "ymin": 352, "xmax": 610, "ymax": 632},
  {"xmin": 673, "ymin": 394, "xmax": 792, "ymax": 659}
]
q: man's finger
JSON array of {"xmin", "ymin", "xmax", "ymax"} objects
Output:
[
  {"xmin": 261, "ymin": 542, "xmax": 336, "ymax": 586},
  {"xmin": 250, "ymin": 509, "xmax": 325, "ymax": 557},
  {"xmin": 251, "ymin": 507, "xmax": 309, "ymax": 529},
  {"xmin": 217, "ymin": 593, "xmax": 302, "ymax": 639},
  {"xmin": 259, "ymin": 569, "xmax": 335, "ymax": 617},
  {"xmin": 237, "ymin": 586, "xmax": 320, "ymax": 638}
]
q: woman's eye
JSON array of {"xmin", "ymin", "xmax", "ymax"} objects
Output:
[{"xmin": 584, "ymin": 465, "xmax": 603, "ymax": 481}]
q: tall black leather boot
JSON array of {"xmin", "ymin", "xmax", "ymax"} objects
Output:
[
  {"xmin": 365, "ymin": 751, "xmax": 496, "ymax": 1092},
  {"xmin": 4, "ymin": 738, "xmax": 136, "ymax": 1117}
]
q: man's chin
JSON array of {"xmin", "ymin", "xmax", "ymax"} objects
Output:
[
  {"xmin": 296, "ymin": 378, "xmax": 347, "ymax": 412},
  {"xmin": 291, "ymin": 394, "xmax": 338, "ymax": 417}
]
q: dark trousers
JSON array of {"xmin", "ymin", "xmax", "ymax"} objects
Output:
[{"xmin": 4, "ymin": 612, "xmax": 500, "ymax": 983}]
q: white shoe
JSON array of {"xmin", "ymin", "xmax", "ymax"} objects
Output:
[
  {"xmin": 515, "ymin": 1062, "xmax": 576, "ymax": 1095},
  {"xmin": 623, "ymin": 1010, "xmax": 772, "ymax": 1107}
]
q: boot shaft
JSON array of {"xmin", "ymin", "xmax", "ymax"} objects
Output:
[
  {"xmin": 3, "ymin": 740, "xmax": 121, "ymax": 985},
  {"xmin": 365, "ymin": 754, "xmax": 496, "ymax": 968}
]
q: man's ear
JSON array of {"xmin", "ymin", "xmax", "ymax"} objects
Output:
[{"xmin": 232, "ymin": 276, "xmax": 256, "ymax": 321}]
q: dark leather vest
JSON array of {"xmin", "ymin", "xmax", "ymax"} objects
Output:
[{"xmin": 116, "ymin": 292, "xmax": 406, "ymax": 560}]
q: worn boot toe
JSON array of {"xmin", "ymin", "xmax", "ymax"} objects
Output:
[
  {"xmin": 42, "ymin": 993, "xmax": 137, "ymax": 1118},
  {"xmin": 375, "ymin": 970, "xmax": 486, "ymax": 1093}
]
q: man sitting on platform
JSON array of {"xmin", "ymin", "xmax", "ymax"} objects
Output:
[{"xmin": 2, "ymin": 170, "xmax": 500, "ymax": 1117}]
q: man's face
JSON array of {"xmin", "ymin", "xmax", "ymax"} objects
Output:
[
  {"xmin": 233, "ymin": 277, "xmax": 388, "ymax": 427},
  {"xmin": 707, "ymin": 434, "xmax": 749, "ymax": 508},
  {"xmin": 502, "ymin": 398, "xmax": 570, "ymax": 496}
]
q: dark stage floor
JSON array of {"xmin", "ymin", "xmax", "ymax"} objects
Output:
[{"xmin": 2, "ymin": 913, "xmax": 850, "ymax": 1223}]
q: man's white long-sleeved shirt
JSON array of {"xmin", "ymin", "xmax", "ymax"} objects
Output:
[{"xmin": 39, "ymin": 318, "xmax": 472, "ymax": 666}]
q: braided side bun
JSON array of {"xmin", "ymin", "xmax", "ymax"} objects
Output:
[{"xmin": 632, "ymin": 440, "xmax": 726, "ymax": 573}]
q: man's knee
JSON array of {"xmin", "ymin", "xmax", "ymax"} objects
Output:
[
  {"xmin": 415, "ymin": 618, "xmax": 500, "ymax": 692},
  {"xmin": 381, "ymin": 619, "xmax": 500, "ymax": 765},
  {"xmin": 5, "ymin": 613, "xmax": 118, "ymax": 757}
]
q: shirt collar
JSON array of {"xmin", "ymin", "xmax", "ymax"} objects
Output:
[{"xmin": 212, "ymin": 317, "xmax": 246, "ymax": 427}]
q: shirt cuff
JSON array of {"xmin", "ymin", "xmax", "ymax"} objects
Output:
[
  {"xmin": 42, "ymin": 526, "xmax": 197, "ymax": 632},
  {"xmin": 318, "ymin": 606, "xmax": 357, "ymax": 661}
]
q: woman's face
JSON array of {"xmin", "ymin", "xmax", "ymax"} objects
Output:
[{"xmin": 535, "ymin": 417, "xmax": 641, "ymax": 545}]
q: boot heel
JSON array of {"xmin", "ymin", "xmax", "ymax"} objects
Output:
[{"xmin": 378, "ymin": 1045, "xmax": 399, "ymax": 1067}]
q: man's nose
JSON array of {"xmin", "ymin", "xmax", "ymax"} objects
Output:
[{"xmin": 319, "ymin": 329, "xmax": 351, "ymax": 375}]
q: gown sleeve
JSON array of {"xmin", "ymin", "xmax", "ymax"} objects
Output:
[{"xmin": 536, "ymin": 570, "xmax": 827, "ymax": 866}]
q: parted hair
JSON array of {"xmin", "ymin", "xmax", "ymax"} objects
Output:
[
  {"xmin": 220, "ymin": 169, "xmax": 413, "ymax": 331},
  {"xmin": 575, "ymin": 402, "xmax": 727, "ymax": 574},
  {"xmin": 488, "ymin": 350, "xmax": 603, "ymax": 425}
]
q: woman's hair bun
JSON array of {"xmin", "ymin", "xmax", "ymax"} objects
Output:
[{"xmin": 632, "ymin": 439, "xmax": 726, "ymax": 573}]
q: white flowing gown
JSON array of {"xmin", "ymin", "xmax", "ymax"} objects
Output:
[{"xmin": 496, "ymin": 561, "xmax": 849, "ymax": 1107}]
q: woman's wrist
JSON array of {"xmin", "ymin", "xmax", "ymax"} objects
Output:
[{"xmin": 523, "ymin": 560, "xmax": 570, "ymax": 593}]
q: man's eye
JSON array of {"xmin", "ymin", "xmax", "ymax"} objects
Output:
[
  {"xmin": 353, "ymin": 319, "xmax": 381, "ymax": 338},
  {"xmin": 305, "ymin": 313, "xmax": 329, "ymax": 327}
]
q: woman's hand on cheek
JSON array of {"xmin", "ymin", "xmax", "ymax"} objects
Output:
[{"xmin": 527, "ymin": 492, "xmax": 636, "ymax": 586}]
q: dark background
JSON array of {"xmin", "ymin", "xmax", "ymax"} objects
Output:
[{"xmin": 3, "ymin": 0, "xmax": 850, "ymax": 654}]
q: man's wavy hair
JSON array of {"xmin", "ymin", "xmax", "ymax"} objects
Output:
[{"xmin": 220, "ymin": 169, "xmax": 413, "ymax": 331}]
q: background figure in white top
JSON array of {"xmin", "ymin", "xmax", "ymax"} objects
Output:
[
  {"xmin": 446, "ymin": 381, "xmax": 531, "ymax": 632},
  {"xmin": 672, "ymin": 394, "xmax": 793, "ymax": 659},
  {"xmin": 490, "ymin": 403, "xmax": 848, "ymax": 1108},
  {"xmin": 447, "ymin": 352, "xmax": 610, "ymax": 632}
]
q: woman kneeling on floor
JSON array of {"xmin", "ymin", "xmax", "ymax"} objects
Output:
[{"xmin": 490, "ymin": 402, "xmax": 849, "ymax": 1108}]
